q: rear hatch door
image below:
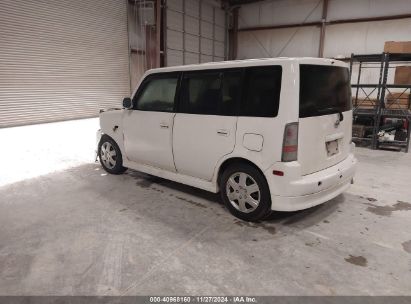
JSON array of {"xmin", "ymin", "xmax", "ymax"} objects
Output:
[{"xmin": 298, "ymin": 64, "xmax": 352, "ymax": 175}]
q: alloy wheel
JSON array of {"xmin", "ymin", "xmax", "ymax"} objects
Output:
[
  {"xmin": 100, "ymin": 141, "xmax": 117, "ymax": 169},
  {"xmin": 225, "ymin": 172, "xmax": 261, "ymax": 213}
]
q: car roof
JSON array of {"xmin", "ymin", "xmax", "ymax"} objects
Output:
[{"xmin": 145, "ymin": 57, "xmax": 347, "ymax": 75}]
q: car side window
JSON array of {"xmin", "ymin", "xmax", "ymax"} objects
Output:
[
  {"xmin": 179, "ymin": 69, "xmax": 242, "ymax": 116},
  {"xmin": 180, "ymin": 72, "xmax": 222, "ymax": 115},
  {"xmin": 221, "ymin": 70, "xmax": 243, "ymax": 116},
  {"xmin": 241, "ymin": 66, "xmax": 282, "ymax": 117},
  {"xmin": 134, "ymin": 74, "xmax": 179, "ymax": 112}
]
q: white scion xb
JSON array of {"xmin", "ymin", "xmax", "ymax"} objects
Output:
[{"xmin": 97, "ymin": 58, "xmax": 357, "ymax": 221}]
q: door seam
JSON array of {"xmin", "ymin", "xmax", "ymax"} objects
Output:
[{"xmin": 171, "ymin": 112, "xmax": 178, "ymax": 172}]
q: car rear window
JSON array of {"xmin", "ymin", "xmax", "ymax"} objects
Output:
[
  {"xmin": 299, "ymin": 64, "xmax": 352, "ymax": 118},
  {"xmin": 241, "ymin": 66, "xmax": 282, "ymax": 117}
]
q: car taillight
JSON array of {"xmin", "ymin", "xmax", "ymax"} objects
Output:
[{"xmin": 282, "ymin": 122, "xmax": 298, "ymax": 162}]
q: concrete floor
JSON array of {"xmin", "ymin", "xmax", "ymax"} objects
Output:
[
  {"xmin": 0, "ymin": 118, "xmax": 99, "ymax": 187},
  {"xmin": 0, "ymin": 120, "xmax": 411, "ymax": 295}
]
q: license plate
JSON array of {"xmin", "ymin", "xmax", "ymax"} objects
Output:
[{"xmin": 326, "ymin": 140, "xmax": 339, "ymax": 156}]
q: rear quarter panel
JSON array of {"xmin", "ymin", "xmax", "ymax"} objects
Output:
[{"xmin": 211, "ymin": 61, "xmax": 299, "ymax": 184}]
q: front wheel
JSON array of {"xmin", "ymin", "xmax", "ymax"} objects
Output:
[
  {"xmin": 98, "ymin": 136, "xmax": 127, "ymax": 174},
  {"xmin": 220, "ymin": 163, "xmax": 272, "ymax": 222}
]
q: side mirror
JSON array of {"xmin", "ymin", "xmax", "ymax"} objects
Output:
[{"xmin": 122, "ymin": 97, "xmax": 132, "ymax": 109}]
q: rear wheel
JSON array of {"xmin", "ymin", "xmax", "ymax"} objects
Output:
[
  {"xmin": 220, "ymin": 163, "xmax": 272, "ymax": 222},
  {"xmin": 98, "ymin": 136, "xmax": 127, "ymax": 174}
]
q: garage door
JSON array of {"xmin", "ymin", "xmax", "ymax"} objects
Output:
[
  {"xmin": 166, "ymin": 0, "xmax": 226, "ymax": 66},
  {"xmin": 0, "ymin": 0, "xmax": 130, "ymax": 128}
]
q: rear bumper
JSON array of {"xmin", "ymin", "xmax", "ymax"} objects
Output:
[{"xmin": 265, "ymin": 153, "xmax": 357, "ymax": 211}]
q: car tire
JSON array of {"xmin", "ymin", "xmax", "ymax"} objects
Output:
[
  {"xmin": 98, "ymin": 135, "xmax": 127, "ymax": 175},
  {"xmin": 220, "ymin": 163, "xmax": 272, "ymax": 222}
]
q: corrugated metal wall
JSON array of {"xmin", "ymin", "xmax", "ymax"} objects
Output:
[
  {"xmin": 236, "ymin": 0, "xmax": 411, "ymax": 59},
  {"xmin": 238, "ymin": 0, "xmax": 322, "ymax": 28},
  {"xmin": 237, "ymin": 0, "xmax": 322, "ymax": 58},
  {"xmin": 166, "ymin": 0, "xmax": 226, "ymax": 66},
  {"xmin": 238, "ymin": 26, "xmax": 321, "ymax": 58},
  {"xmin": 0, "ymin": 0, "xmax": 130, "ymax": 128}
]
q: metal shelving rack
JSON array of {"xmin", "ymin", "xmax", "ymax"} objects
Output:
[{"xmin": 349, "ymin": 52, "xmax": 411, "ymax": 152}]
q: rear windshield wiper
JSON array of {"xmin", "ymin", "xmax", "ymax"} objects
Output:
[
  {"xmin": 317, "ymin": 107, "xmax": 344, "ymax": 121},
  {"xmin": 317, "ymin": 107, "xmax": 339, "ymax": 114}
]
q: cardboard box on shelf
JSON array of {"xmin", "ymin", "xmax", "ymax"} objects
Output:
[
  {"xmin": 352, "ymin": 124, "xmax": 366, "ymax": 138},
  {"xmin": 384, "ymin": 41, "xmax": 411, "ymax": 53},
  {"xmin": 352, "ymin": 98, "xmax": 378, "ymax": 109},
  {"xmin": 386, "ymin": 92, "xmax": 410, "ymax": 109},
  {"xmin": 394, "ymin": 66, "xmax": 411, "ymax": 85}
]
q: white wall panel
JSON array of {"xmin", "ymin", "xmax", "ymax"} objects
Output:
[
  {"xmin": 237, "ymin": 26, "xmax": 321, "ymax": 59},
  {"xmin": 237, "ymin": 0, "xmax": 411, "ymax": 60},
  {"xmin": 185, "ymin": 34, "xmax": 200, "ymax": 53},
  {"xmin": 167, "ymin": 29, "xmax": 183, "ymax": 50},
  {"xmin": 214, "ymin": 41, "xmax": 225, "ymax": 57},
  {"xmin": 185, "ymin": 15, "xmax": 200, "ymax": 35},
  {"xmin": 167, "ymin": 49, "xmax": 184, "ymax": 66},
  {"xmin": 168, "ymin": 0, "xmax": 183, "ymax": 11},
  {"xmin": 201, "ymin": 54, "xmax": 213, "ymax": 63},
  {"xmin": 328, "ymin": 0, "xmax": 411, "ymax": 21},
  {"xmin": 201, "ymin": 21, "xmax": 214, "ymax": 39},
  {"xmin": 166, "ymin": 0, "xmax": 226, "ymax": 66},
  {"xmin": 215, "ymin": 25, "xmax": 225, "ymax": 42},
  {"xmin": 185, "ymin": 0, "xmax": 200, "ymax": 17},
  {"xmin": 201, "ymin": 38, "xmax": 213, "ymax": 55},
  {"xmin": 185, "ymin": 52, "xmax": 200, "ymax": 64},
  {"xmin": 324, "ymin": 18, "xmax": 411, "ymax": 58},
  {"xmin": 167, "ymin": 10, "xmax": 183, "ymax": 31},
  {"xmin": 201, "ymin": 2, "xmax": 214, "ymax": 22},
  {"xmin": 238, "ymin": 0, "xmax": 323, "ymax": 29},
  {"xmin": 215, "ymin": 9, "xmax": 225, "ymax": 27}
]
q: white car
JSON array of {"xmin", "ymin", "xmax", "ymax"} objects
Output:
[{"xmin": 97, "ymin": 57, "xmax": 357, "ymax": 221}]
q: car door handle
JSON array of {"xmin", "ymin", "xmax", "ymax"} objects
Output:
[
  {"xmin": 160, "ymin": 123, "xmax": 169, "ymax": 129},
  {"xmin": 217, "ymin": 129, "xmax": 229, "ymax": 136}
]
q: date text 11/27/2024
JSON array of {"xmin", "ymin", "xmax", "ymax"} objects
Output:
[{"xmin": 149, "ymin": 296, "xmax": 257, "ymax": 303}]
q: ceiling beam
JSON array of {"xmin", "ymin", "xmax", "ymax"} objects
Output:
[
  {"xmin": 238, "ymin": 21, "xmax": 322, "ymax": 32},
  {"xmin": 225, "ymin": 0, "xmax": 266, "ymax": 6},
  {"xmin": 329, "ymin": 13, "xmax": 411, "ymax": 25},
  {"xmin": 238, "ymin": 13, "xmax": 411, "ymax": 32}
]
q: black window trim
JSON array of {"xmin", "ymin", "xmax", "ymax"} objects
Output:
[
  {"xmin": 177, "ymin": 67, "xmax": 246, "ymax": 117},
  {"xmin": 131, "ymin": 65, "xmax": 283, "ymax": 117},
  {"xmin": 132, "ymin": 71, "xmax": 182, "ymax": 113},
  {"xmin": 240, "ymin": 65, "xmax": 283, "ymax": 118}
]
